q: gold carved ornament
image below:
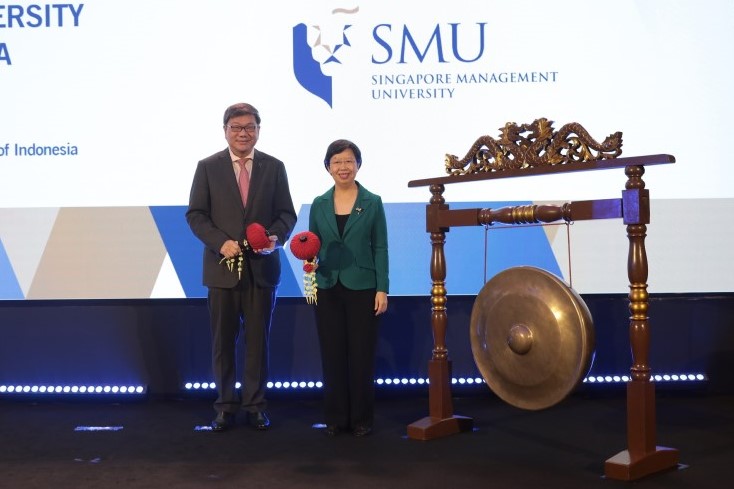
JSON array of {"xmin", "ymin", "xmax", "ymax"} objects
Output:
[{"xmin": 445, "ymin": 118, "xmax": 623, "ymax": 176}]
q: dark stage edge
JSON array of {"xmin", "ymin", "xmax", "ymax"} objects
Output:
[{"xmin": 1, "ymin": 392, "xmax": 732, "ymax": 489}]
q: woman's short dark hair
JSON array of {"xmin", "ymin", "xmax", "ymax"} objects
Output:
[
  {"xmin": 223, "ymin": 103, "xmax": 261, "ymax": 126},
  {"xmin": 323, "ymin": 139, "xmax": 362, "ymax": 170}
]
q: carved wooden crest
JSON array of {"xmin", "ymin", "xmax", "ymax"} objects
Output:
[{"xmin": 445, "ymin": 118, "xmax": 623, "ymax": 176}]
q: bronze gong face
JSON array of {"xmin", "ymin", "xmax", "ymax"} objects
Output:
[{"xmin": 470, "ymin": 266, "xmax": 595, "ymax": 410}]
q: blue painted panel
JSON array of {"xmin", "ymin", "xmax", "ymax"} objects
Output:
[
  {"xmin": 149, "ymin": 206, "xmax": 207, "ymax": 298},
  {"xmin": 0, "ymin": 238, "xmax": 23, "ymax": 299}
]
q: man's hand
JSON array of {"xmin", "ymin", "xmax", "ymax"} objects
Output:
[
  {"xmin": 253, "ymin": 235, "xmax": 278, "ymax": 255},
  {"xmin": 219, "ymin": 239, "xmax": 242, "ymax": 259}
]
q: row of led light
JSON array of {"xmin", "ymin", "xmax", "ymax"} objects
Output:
[
  {"xmin": 584, "ymin": 373, "xmax": 707, "ymax": 383},
  {"xmin": 1, "ymin": 374, "xmax": 706, "ymax": 396},
  {"xmin": 184, "ymin": 379, "xmax": 444, "ymax": 391},
  {"xmin": 372, "ymin": 374, "xmax": 707, "ymax": 385},
  {"xmin": 183, "ymin": 378, "xmax": 485, "ymax": 390},
  {"xmin": 185, "ymin": 381, "xmax": 326, "ymax": 390},
  {"xmin": 0, "ymin": 385, "xmax": 146, "ymax": 394},
  {"xmin": 183, "ymin": 373, "xmax": 707, "ymax": 391}
]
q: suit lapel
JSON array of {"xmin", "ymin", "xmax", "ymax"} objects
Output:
[
  {"xmin": 316, "ymin": 189, "xmax": 339, "ymax": 238},
  {"xmin": 248, "ymin": 149, "xmax": 262, "ymax": 197},
  {"xmin": 342, "ymin": 184, "xmax": 370, "ymax": 237},
  {"xmin": 214, "ymin": 150, "xmax": 242, "ymax": 210}
]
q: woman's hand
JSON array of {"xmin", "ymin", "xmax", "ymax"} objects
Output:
[{"xmin": 374, "ymin": 291, "xmax": 388, "ymax": 315}]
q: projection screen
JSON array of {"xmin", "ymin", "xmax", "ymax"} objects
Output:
[{"xmin": 1, "ymin": 0, "xmax": 732, "ymax": 299}]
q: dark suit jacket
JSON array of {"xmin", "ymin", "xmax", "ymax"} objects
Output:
[
  {"xmin": 309, "ymin": 182, "xmax": 389, "ymax": 292},
  {"xmin": 186, "ymin": 148, "xmax": 297, "ymax": 289}
]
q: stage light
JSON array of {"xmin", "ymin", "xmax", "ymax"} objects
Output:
[
  {"xmin": 0, "ymin": 384, "xmax": 147, "ymax": 398},
  {"xmin": 179, "ymin": 372, "xmax": 707, "ymax": 396},
  {"xmin": 581, "ymin": 373, "xmax": 707, "ymax": 384},
  {"xmin": 74, "ymin": 426, "xmax": 124, "ymax": 432}
]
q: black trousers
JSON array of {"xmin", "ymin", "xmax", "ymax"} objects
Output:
[
  {"xmin": 315, "ymin": 281, "xmax": 379, "ymax": 429},
  {"xmin": 208, "ymin": 279, "xmax": 276, "ymax": 415}
]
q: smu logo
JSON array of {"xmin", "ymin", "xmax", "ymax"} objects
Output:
[
  {"xmin": 292, "ymin": 26, "xmax": 352, "ymax": 108},
  {"xmin": 292, "ymin": 6, "xmax": 358, "ymax": 108},
  {"xmin": 292, "ymin": 8, "xmax": 487, "ymax": 107}
]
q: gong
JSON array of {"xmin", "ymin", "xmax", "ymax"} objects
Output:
[{"xmin": 470, "ymin": 266, "xmax": 595, "ymax": 410}]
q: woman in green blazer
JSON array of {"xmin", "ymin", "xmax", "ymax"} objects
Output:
[{"xmin": 308, "ymin": 139, "xmax": 389, "ymax": 437}]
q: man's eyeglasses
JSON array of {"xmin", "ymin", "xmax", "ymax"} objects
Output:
[{"xmin": 227, "ymin": 124, "xmax": 259, "ymax": 135}]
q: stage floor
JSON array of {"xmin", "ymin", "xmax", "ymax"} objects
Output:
[{"xmin": 1, "ymin": 391, "xmax": 731, "ymax": 489}]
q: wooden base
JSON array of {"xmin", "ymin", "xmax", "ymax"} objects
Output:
[
  {"xmin": 604, "ymin": 380, "xmax": 680, "ymax": 480},
  {"xmin": 407, "ymin": 358, "xmax": 474, "ymax": 440},
  {"xmin": 407, "ymin": 415, "xmax": 474, "ymax": 441},
  {"xmin": 605, "ymin": 446, "xmax": 680, "ymax": 481}
]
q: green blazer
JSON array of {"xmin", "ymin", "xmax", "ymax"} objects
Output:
[{"xmin": 309, "ymin": 182, "xmax": 389, "ymax": 293}]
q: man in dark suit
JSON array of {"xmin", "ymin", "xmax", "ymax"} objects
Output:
[{"xmin": 186, "ymin": 103, "xmax": 296, "ymax": 431}]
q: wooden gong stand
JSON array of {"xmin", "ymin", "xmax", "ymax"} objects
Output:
[{"xmin": 405, "ymin": 143, "xmax": 680, "ymax": 480}]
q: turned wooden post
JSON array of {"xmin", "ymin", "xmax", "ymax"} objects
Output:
[
  {"xmin": 604, "ymin": 166, "xmax": 679, "ymax": 480},
  {"xmin": 407, "ymin": 184, "xmax": 474, "ymax": 440}
]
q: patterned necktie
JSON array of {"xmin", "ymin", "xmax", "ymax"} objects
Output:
[{"xmin": 238, "ymin": 158, "xmax": 250, "ymax": 207}]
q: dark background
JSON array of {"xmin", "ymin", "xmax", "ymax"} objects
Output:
[
  {"xmin": 1, "ymin": 293, "xmax": 732, "ymax": 396},
  {"xmin": 2, "ymin": 294, "xmax": 733, "ymax": 489}
]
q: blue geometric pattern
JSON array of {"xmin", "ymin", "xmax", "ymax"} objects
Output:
[
  {"xmin": 150, "ymin": 205, "xmax": 304, "ymax": 299},
  {"xmin": 385, "ymin": 201, "xmax": 561, "ymax": 296},
  {"xmin": 0, "ymin": 238, "xmax": 23, "ymax": 299},
  {"xmin": 0, "ymin": 202, "xmax": 559, "ymax": 300},
  {"xmin": 150, "ymin": 206, "xmax": 207, "ymax": 299}
]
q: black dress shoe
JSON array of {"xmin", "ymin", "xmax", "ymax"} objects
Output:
[
  {"xmin": 211, "ymin": 412, "xmax": 234, "ymax": 432},
  {"xmin": 247, "ymin": 411, "xmax": 270, "ymax": 430},
  {"xmin": 352, "ymin": 425, "xmax": 372, "ymax": 437},
  {"xmin": 324, "ymin": 425, "xmax": 340, "ymax": 437}
]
